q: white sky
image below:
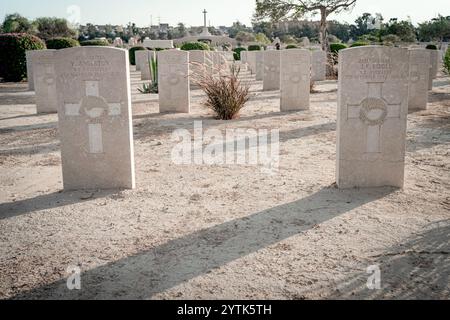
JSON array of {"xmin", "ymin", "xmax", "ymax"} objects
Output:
[{"xmin": 0, "ymin": 0, "xmax": 448, "ymax": 27}]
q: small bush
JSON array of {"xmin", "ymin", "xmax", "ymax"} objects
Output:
[
  {"xmin": 0, "ymin": 33, "xmax": 46, "ymax": 82},
  {"xmin": 286, "ymin": 44, "xmax": 298, "ymax": 49},
  {"xmin": 80, "ymin": 39, "xmax": 109, "ymax": 46},
  {"xmin": 444, "ymin": 48, "xmax": 450, "ymax": 75},
  {"xmin": 233, "ymin": 47, "xmax": 247, "ymax": 60},
  {"xmin": 180, "ymin": 42, "xmax": 210, "ymax": 51},
  {"xmin": 350, "ymin": 41, "xmax": 370, "ymax": 48},
  {"xmin": 129, "ymin": 46, "xmax": 145, "ymax": 65},
  {"xmin": 426, "ymin": 44, "xmax": 438, "ymax": 50},
  {"xmin": 139, "ymin": 56, "xmax": 158, "ymax": 94},
  {"xmin": 248, "ymin": 44, "xmax": 261, "ymax": 51},
  {"xmin": 382, "ymin": 34, "xmax": 401, "ymax": 45},
  {"xmin": 330, "ymin": 43, "xmax": 347, "ymax": 53},
  {"xmin": 46, "ymin": 37, "xmax": 79, "ymax": 50},
  {"xmin": 193, "ymin": 65, "xmax": 250, "ymax": 120}
]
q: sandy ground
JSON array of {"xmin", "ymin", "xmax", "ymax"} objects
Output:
[{"xmin": 0, "ymin": 65, "xmax": 449, "ymax": 300}]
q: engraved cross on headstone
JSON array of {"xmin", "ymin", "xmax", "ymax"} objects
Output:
[
  {"xmin": 282, "ymin": 64, "xmax": 308, "ymax": 97},
  {"xmin": 346, "ymin": 82, "xmax": 401, "ymax": 154},
  {"xmin": 64, "ymin": 81, "xmax": 123, "ymax": 154}
]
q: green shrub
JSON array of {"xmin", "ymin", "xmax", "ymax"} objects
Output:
[
  {"xmin": 233, "ymin": 47, "xmax": 247, "ymax": 60},
  {"xmin": 330, "ymin": 43, "xmax": 347, "ymax": 53},
  {"xmin": 426, "ymin": 44, "xmax": 438, "ymax": 50},
  {"xmin": 129, "ymin": 46, "xmax": 145, "ymax": 65},
  {"xmin": 350, "ymin": 41, "xmax": 370, "ymax": 48},
  {"xmin": 286, "ymin": 44, "xmax": 298, "ymax": 49},
  {"xmin": 180, "ymin": 42, "xmax": 210, "ymax": 51},
  {"xmin": 46, "ymin": 37, "xmax": 79, "ymax": 50},
  {"xmin": 444, "ymin": 48, "xmax": 450, "ymax": 75},
  {"xmin": 0, "ymin": 33, "xmax": 46, "ymax": 82},
  {"xmin": 248, "ymin": 44, "xmax": 261, "ymax": 51},
  {"xmin": 80, "ymin": 39, "xmax": 109, "ymax": 46}
]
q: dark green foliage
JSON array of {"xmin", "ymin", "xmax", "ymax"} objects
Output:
[
  {"xmin": 286, "ymin": 44, "xmax": 298, "ymax": 49},
  {"xmin": 330, "ymin": 43, "xmax": 347, "ymax": 53},
  {"xmin": 444, "ymin": 48, "xmax": 450, "ymax": 74},
  {"xmin": 46, "ymin": 37, "xmax": 79, "ymax": 49},
  {"xmin": 350, "ymin": 41, "xmax": 369, "ymax": 47},
  {"xmin": 248, "ymin": 44, "xmax": 262, "ymax": 51},
  {"xmin": 129, "ymin": 46, "xmax": 145, "ymax": 65},
  {"xmin": 0, "ymin": 33, "xmax": 46, "ymax": 82},
  {"xmin": 80, "ymin": 39, "xmax": 109, "ymax": 46},
  {"xmin": 233, "ymin": 47, "xmax": 247, "ymax": 60},
  {"xmin": 426, "ymin": 44, "xmax": 438, "ymax": 50},
  {"xmin": 180, "ymin": 42, "xmax": 210, "ymax": 51}
]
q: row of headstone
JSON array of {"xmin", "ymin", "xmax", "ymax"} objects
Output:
[{"xmin": 23, "ymin": 45, "xmax": 439, "ymax": 191}]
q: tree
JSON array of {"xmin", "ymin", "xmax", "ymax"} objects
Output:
[
  {"xmin": 228, "ymin": 21, "xmax": 253, "ymax": 38},
  {"xmin": 1, "ymin": 13, "xmax": 35, "ymax": 34},
  {"xmin": 254, "ymin": 0, "xmax": 357, "ymax": 51},
  {"xmin": 235, "ymin": 31, "xmax": 256, "ymax": 43},
  {"xmin": 418, "ymin": 15, "xmax": 450, "ymax": 43},
  {"xmin": 34, "ymin": 17, "xmax": 76, "ymax": 40},
  {"xmin": 255, "ymin": 32, "xmax": 271, "ymax": 44},
  {"xmin": 383, "ymin": 18, "xmax": 416, "ymax": 43}
]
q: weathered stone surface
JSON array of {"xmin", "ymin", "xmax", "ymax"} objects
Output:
[
  {"xmin": 54, "ymin": 47, "xmax": 135, "ymax": 190},
  {"xmin": 311, "ymin": 50, "xmax": 327, "ymax": 81},
  {"xmin": 408, "ymin": 49, "xmax": 431, "ymax": 111},
  {"xmin": 263, "ymin": 51, "xmax": 280, "ymax": 91},
  {"xmin": 33, "ymin": 50, "xmax": 57, "ymax": 114},
  {"xmin": 140, "ymin": 51, "xmax": 156, "ymax": 81},
  {"xmin": 337, "ymin": 46, "xmax": 409, "ymax": 188},
  {"xmin": 428, "ymin": 49, "xmax": 438, "ymax": 90},
  {"xmin": 189, "ymin": 50, "xmax": 207, "ymax": 87},
  {"xmin": 158, "ymin": 50, "xmax": 190, "ymax": 113},
  {"xmin": 255, "ymin": 51, "xmax": 264, "ymax": 81},
  {"xmin": 26, "ymin": 50, "xmax": 44, "ymax": 91},
  {"xmin": 280, "ymin": 49, "xmax": 311, "ymax": 111},
  {"xmin": 246, "ymin": 51, "xmax": 257, "ymax": 74},
  {"xmin": 134, "ymin": 49, "xmax": 147, "ymax": 71}
]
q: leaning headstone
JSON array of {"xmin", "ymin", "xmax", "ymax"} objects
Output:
[
  {"xmin": 255, "ymin": 51, "xmax": 264, "ymax": 81},
  {"xmin": 280, "ymin": 49, "xmax": 311, "ymax": 111},
  {"xmin": 135, "ymin": 49, "xmax": 147, "ymax": 71},
  {"xmin": 311, "ymin": 50, "xmax": 327, "ymax": 81},
  {"xmin": 263, "ymin": 50, "xmax": 281, "ymax": 91},
  {"xmin": 408, "ymin": 49, "xmax": 431, "ymax": 111},
  {"xmin": 33, "ymin": 50, "xmax": 58, "ymax": 114},
  {"xmin": 428, "ymin": 49, "xmax": 438, "ymax": 90},
  {"xmin": 158, "ymin": 50, "xmax": 190, "ymax": 113},
  {"xmin": 337, "ymin": 46, "xmax": 409, "ymax": 188},
  {"xmin": 246, "ymin": 51, "xmax": 257, "ymax": 74},
  {"xmin": 141, "ymin": 51, "xmax": 156, "ymax": 81},
  {"xmin": 54, "ymin": 47, "xmax": 135, "ymax": 190}
]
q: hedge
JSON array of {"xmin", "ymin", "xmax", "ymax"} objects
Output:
[
  {"xmin": 233, "ymin": 47, "xmax": 247, "ymax": 60},
  {"xmin": 286, "ymin": 44, "xmax": 298, "ymax": 49},
  {"xmin": 248, "ymin": 44, "xmax": 261, "ymax": 51},
  {"xmin": 46, "ymin": 37, "xmax": 80, "ymax": 50},
  {"xmin": 444, "ymin": 48, "xmax": 450, "ymax": 75},
  {"xmin": 129, "ymin": 46, "xmax": 146, "ymax": 65},
  {"xmin": 426, "ymin": 44, "xmax": 438, "ymax": 50},
  {"xmin": 180, "ymin": 42, "xmax": 210, "ymax": 51},
  {"xmin": 330, "ymin": 43, "xmax": 347, "ymax": 53},
  {"xmin": 0, "ymin": 33, "xmax": 46, "ymax": 82},
  {"xmin": 350, "ymin": 41, "xmax": 370, "ymax": 48},
  {"xmin": 80, "ymin": 39, "xmax": 110, "ymax": 46}
]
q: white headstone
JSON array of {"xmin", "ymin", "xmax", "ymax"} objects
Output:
[
  {"xmin": 54, "ymin": 47, "xmax": 135, "ymax": 190},
  {"xmin": 337, "ymin": 46, "xmax": 409, "ymax": 188},
  {"xmin": 246, "ymin": 51, "xmax": 257, "ymax": 74},
  {"xmin": 311, "ymin": 50, "xmax": 327, "ymax": 81},
  {"xmin": 408, "ymin": 49, "xmax": 431, "ymax": 111},
  {"xmin": 280, "ymin": 49, "xmax": 311, "ymax": 111},
  {"xmin": 135, "ymin": 50, "xmax": 148, "ymax": 71},
  {"xmin": 255, "ymin": 51, "xmax": 264, "ymax": 81},
  {"xmin": 140, "ymin": 51, "xmax": 156, "ymax": 81},
  {"xmin": 189, "ymin": 50, "xmax": 207, "ymax": 87},
  {"xmin": 26, "ymin": 50, "xmax": 41, "ymax": 91},
  {"xmin": 428, "ymin": 49, "xmax": 438, "ymax": 90},
  {"xmin": 158, "ymin": 50, "xmax": 190, "ymax": 113},
  {"xmin": 33, "ymin": 50, "xmax": 57, "ymax": 114},
  {"xmin": 263, "ymin": 50, "xmax": 281, "ymax": 91}
]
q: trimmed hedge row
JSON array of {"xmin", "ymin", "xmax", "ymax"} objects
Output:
[
  {"xmin": 233, "ymin": 47, "xmax": 246, "ymax": 60},
  {"xmin": 46, "ymin": 37, "xmax": 80, "ymax": 50},
  {"xmin": 129, "ymin": 46, "xmax": 145, "ymax": 65},
  {"xmin": 80, "ymin": 39, "xmax": 109, "ymax": 46},
  {"xmin": 180, "ymin": 42, "xmax": 210, "ymax": 51},
  {"xmin": 248, "ymin": 44, "xmax": 261, "ymax": 51},
  {"xmin": 0, "ymin": 33, "xmax": 46, "ymax": 82},
  {"xmin": 330, "ymin": 43, "xmax": 347, "ymax": 53}
]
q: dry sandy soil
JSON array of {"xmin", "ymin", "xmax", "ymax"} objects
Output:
[{"xmin": 0, "ymin": 66, "xmax": 449, "ymax": 300}]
